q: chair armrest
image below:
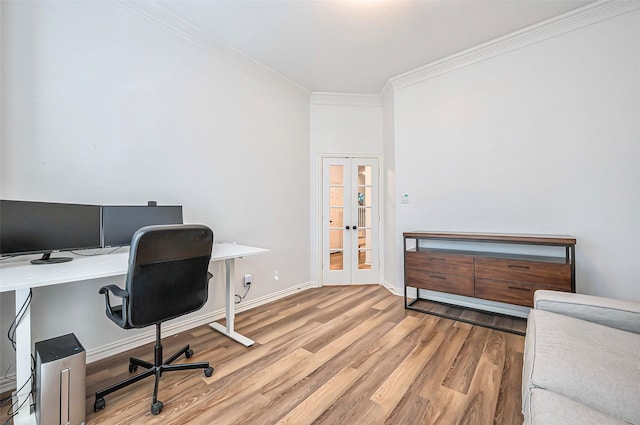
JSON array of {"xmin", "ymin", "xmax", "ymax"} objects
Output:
[
  {"xmin": 99, "ymin": 284, "xmax": 128, "ymax": 298},
  {"xmin": 98, "ymin": 284, "xmax": 129, "ymax": 328},
  {"xmin": 534, "ymin": 290, "xmax": 640, "ymax": 334}
]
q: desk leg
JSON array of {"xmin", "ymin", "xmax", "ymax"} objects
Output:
[
  {"xmin": 208, "ymin": 258, "xmax": 255, "ymax": 347},
  {"xmin": 13, "ymin": 288, "xmax": 37, "ymax": 425}
]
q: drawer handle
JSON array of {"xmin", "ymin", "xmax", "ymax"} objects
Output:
[
  {"xmin": 429, "ymin": 257, "xmax": 446, "ymax": 262},
  {"xmin": 430, "ymin": 275, "xmax": 446, "ymax": 280},
  {"xmin": 508, "ymin": 286, "xmax": 531, "ymax": 292},
  {"xmin": 508, "ymin": 265, "xmax": 530, "ymax": 270}
]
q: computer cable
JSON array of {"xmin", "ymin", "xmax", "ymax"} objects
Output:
[
  {"xmin": 235, "ymin": 284, "xmax": 251, "ymax": 304},
  {"xmin": 2, "ymin": 371, "xmax": 34, "ymax": 422},
  {"xmin": 4, "ymin": 289, "xmax": 37, "ymax": 422},
  {"xmin": 7, "ymin": 289, "xmax": 32, "ymax": 350}
]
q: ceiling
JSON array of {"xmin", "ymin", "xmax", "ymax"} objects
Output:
[{"xmin": 153, "ymin": 0, "xmax": 593, "ymax": 94}]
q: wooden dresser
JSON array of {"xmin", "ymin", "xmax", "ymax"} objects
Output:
[{"xmin": 403, "ymin": 232, "xmax": 576, "ymax": 322}]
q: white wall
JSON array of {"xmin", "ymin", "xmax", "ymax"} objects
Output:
[
  {"xmin": 1, "ymin": 1, "xmax": 310, "ymax": 376},
  {"xmin": 392, "ymin": 9, "xmax": 640, "ymax": 300},
  {"xmin": 381, "ymin": 87, "xmax": 397, "ymax": 290},
  {"xmin": 3, "ymin": 0, "xmax": 639, "ymax": 386},
  {"xmin": 309, "ymin": 94, "xmax": 383, "ymax": 284}
]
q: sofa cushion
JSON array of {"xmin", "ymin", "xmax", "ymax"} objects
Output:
[
  {"xmin": 525, "ymin": 388, "xmax": 631, "ymax": 425},
  {"xmin": 534, "ymin": 290, "xmax": 640, "ymax": 334},
  {"xmin": 522, "ymin": 309, "xmax": 640, "ymax": 424}
]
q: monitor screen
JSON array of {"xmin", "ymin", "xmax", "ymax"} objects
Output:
[
  {"xmin": 101, "ymin": 205, "xmax": 183, "ymax": 247},
  {"xmin": 0, "ymin": 200, "xmax": 102, "ymax": 263}
]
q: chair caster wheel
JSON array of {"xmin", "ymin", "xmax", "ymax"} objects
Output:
[
  {"xmin": 151, "ymin": 401, "xmax": 164, "ymax": 415},
  {"xmin": 129, "ymin": 363, "xmax": 138, "ymax": 373},
  {"xmin": 204, "ymin": 367, "xmax": 214, "ymax": 377},
  {"xmin": 94, "ymin": 397, "xmax": 106, "ymax": 412},
  {"xmin": 185, "ymin": 348, "xmax": 194, "ymax": 359}
]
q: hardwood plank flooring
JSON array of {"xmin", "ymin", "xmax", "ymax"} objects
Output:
[{"xmin": 1, "ymin": 285, "xmax": 525, "ymax": 425}]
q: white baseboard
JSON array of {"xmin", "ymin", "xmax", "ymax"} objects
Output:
[
  {"xmin": 381, "ymin": 280, "xmax": 401, "ymax": 296},
  {"xmin": 86, "ymin": 281, "xmax": 316, "ymax": 364},
  {"xmin": 0, "ymin": 375, "xmax": 16, "ymax": 395},
  {"xmin": 234, "ymin": 280, "xmax": 318, "ymax": 315}
]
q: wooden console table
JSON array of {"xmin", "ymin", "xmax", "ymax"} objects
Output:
[{"xmin": 403, "ymin": 231, "xmax": 576, "ymax": 332}]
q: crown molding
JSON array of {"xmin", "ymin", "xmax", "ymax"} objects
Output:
[
  {"xmin": 116, "ymin": 0, "xmax": 311, "ymax": 100},
  {"xmin": 380, "ymin": 80, "xmax": 394, "ymax": 105},
  {"xmin": 310, "ymin": 92, "xmax": 382, "ymax": 107},
  {"xmin": 387, "ymin": 0, "xmax": 640, "ymax": 92}
]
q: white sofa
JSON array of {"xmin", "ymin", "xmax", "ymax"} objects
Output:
[{"xmin": 522, "ymin": 290, "xmax": 640, "ymax": 425}]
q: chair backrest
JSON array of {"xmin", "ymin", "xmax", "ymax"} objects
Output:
[{"xmin": 124, "ymin": 224, "xmax": 214, "ymax": 328}]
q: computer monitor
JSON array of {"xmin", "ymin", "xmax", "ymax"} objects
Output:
[
  {"xmin": 101, "ymin": 205, "xmax": 183, "ymax": 248},
  {"xmin": 0, "ymin": 200, "xmax": 102, "ymax": 264}
]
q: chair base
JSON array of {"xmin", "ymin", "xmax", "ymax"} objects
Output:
[{"xmin": 94, "ymin": 325, "xmax": 213, "ymax": 415}]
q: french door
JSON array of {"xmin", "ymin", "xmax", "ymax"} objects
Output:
[{"xmin": 322, "ymin": 157, "xmax": 379, "ymax": 285}]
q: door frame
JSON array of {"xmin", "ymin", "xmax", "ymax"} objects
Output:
[{"xmin": 318, "ymin": 153, "xmax": 383, "ymax": 287}]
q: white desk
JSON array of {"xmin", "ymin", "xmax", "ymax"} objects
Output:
[
  {"xmin": 204, "ymin": 244, "xmax": 270, "ymax": 347},
  {"xmin": 0, "ymin": 242, "xmax": 268, "ymax": 425}
]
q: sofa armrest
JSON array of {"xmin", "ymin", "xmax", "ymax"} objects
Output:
[{"xmin": 534, "ymin": 290, "xmax": 640, "ymax": 334}]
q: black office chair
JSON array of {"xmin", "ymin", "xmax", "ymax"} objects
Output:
[{"xmin": 94, "ymin": 224, "xmax": 214, "ymax": 416}]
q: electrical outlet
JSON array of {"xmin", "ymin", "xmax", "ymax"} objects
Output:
[
  {"xmin": 243, "ymin": 274, "xmax": 252, "ymax": 287},
  {"xmin": 401, "ymin": 194, "xmax": 410, "ymax": 204}
]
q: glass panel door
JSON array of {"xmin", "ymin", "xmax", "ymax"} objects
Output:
[
  {"xmin": 322, "ymin": 157, "xmax": 379, "ymax": 285},
  {"xmin": 329, "ymin": 165, "xmax": 345, "ymax": 271},
  {"xmin": 356, "ymin": 165, "xmax": 372, "ymax": 270}
]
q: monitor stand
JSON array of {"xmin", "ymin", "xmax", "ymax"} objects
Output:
[{"xmin": 31, "ymin": 252, "xmax": 73, "ymax": 265}]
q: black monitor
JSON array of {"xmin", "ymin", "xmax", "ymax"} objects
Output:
[
  {"xmin": 101, "ymin": 205, "xmax": 183, "ymax": 248},
  {"xmin": 0, "ymin": 200, "xmax": 102, "ymax": 264}
]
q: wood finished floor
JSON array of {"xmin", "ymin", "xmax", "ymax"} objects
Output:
[{"xmin": 2, "ymin": 285, "xmax": 525, "ymax": 425}]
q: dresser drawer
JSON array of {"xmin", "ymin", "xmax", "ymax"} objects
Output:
[
  {"xmin": 405, "ymin": 251, "xmax": 473, "ymax": 276},
  {"xmin": 474, "ymin": 278, "xmax": 570, "ymax": 307},
  {"xmin": 474, "ymin": 257, "xmax": 571, "ymax": 288},
  {"xmin": 406, "ymin": 270, "xmax": 474, "ymax": 297}
]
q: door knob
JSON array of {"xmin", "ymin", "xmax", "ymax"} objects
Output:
[
  {"xmin": 345, "ymin": 226, "xmax": 350, "ymax": 230},
  {"xmin": 353, "ymin": 226, "xmax": 357, "ymax": 230}
]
